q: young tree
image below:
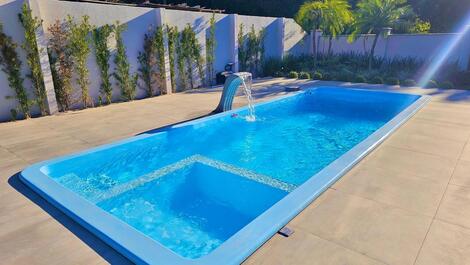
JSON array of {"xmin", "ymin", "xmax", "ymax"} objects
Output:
[
  {"xmin": 350, "ymin": 0, "xmax": 412, "ymax": 70},
  {"xmin": 295, "ymin": 1, "xmax": 326, "ymax": 66},
  {"xmin": 322, "ymin": 0, "xmax": 353, "ymax": 55}
]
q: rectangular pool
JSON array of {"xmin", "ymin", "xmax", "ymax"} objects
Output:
[{"xmin": 20, "ymin": 87, "xmax": 429, "ymax": 264}]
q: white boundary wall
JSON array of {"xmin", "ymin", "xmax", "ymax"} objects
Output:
[
  {"xmin": 316, "ymin": 32, "xmax": 470, "ymax": 70},
  {"xmin": 0, "ymin": 0, "xmax": 469, "ymax": 121}
]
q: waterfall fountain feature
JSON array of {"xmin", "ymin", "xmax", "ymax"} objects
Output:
[{"xmin": 214, "ymin": 72, "xmax": 256, "ymax": 121}]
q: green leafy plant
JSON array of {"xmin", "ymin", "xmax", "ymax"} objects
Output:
[
  {"xmin": 138, "ymin": 29, "xmax": 158, "ymax": 97},
  {"xmin": 370, "ymin": 76, "xmax": 384, "ymax": 84},
  {"xmin": 113, "ymin": 22, "xmax": 137, "ymax": 101},
  {"xmin": 350, "ymin": 0, "xmax": 413, "ymax": 70},
  {"xmin": 48, "ymin": 20, "xmax": 74, "ymax": 111},
  {"xmin": 181, "ymin": 24, "xmax": 204, "ymax": 89},
  {"xmin": 439, "ymin": 81, "xmax": 454, "ymax": 89},
  {"xmin": 384, "ymin": 77, "xmax": 400, "ymax": 85},
  {"xmin": 166, "ymin": 25, "xmax": 178, "ymax": 92},
  {"xmin": 92, "ymin": 24, "xmax": 114, "ymax": 104},
  {"xmin": 354, "ymin": 74, "xmax": 367, "ymax": 83},
  {"xmin": 175, "ymin": 29, "xmax": 188, "ymax": 91},
  {"xmin": 67, "ymin": 15, "xmax": 93, "ymax": 108},
  {"xmin": 237, "ymin": 24, "xmax": 248, "ymax": 72},
  {"xmin": 154, "ymin": 26, "xmax": 166, "ymax": 94},
  {"xmin": 206, "ymin": 14, "xmax": 217, "ymax": 85},
  {"xmin": 288, "ymin": 71, "xmax": 299, "ymax": 78},
  {"xmin": 238, "ymin": 24, "xmax": 265, "ymax": 76},
  {"xmin": 0, "ymin": 23, "xmax": 31, "ymax": 119},
  {"xmin": 425, "ymin": 79, "xmax": 438, "ymax": 88},
  {"xmin": 19, "ymin": 3, "xmax": 47, "ymax": 115},
  {"xmin": 401, "ymin": 78, "xmax": 416, "ymax": 87},
  {"xmin": 299, "ymin": 71, "xmax": 310, "ymax": 79},
  {"xmin": 312, "ymin": 71, "xmax": 323, "ymax": 80}
]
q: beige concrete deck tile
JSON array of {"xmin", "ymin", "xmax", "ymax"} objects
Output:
[
  {"xmin": 244, "ymin": 228, "xmax": 385, "ymax": 265},
  {"xmin": 461, "ymin": 143, "xmax": 470, "ymax": 162},
  {"xmin": 291, "ymin": 189, "xmax": 432, "ymax": 265},
  {"xmin": 399, "ymin": 117, "xmax": 470, "ymax": 142},
  {"xmin": 361, "ymin": 145, "xmax": 456, "ymax": 182},
  {"xmin": 415, "ymin": 102, "xmax": 470, "ymax": 126},
  {"xmin": 450, "ymin": 160, "xmax": 470, "ymax": 187},
  {"xmin": 415, "ymin": 220, "xmax": 470, "ymax": 265},
  {"xmin": 384, "ymin": 130, "xmax": 466, "ymax": 160},
  {"xmin": 0, "ymin": 218, "xmax": 115, "ymax": 265},
  {"xmin": 334, "ymin": 165, "xmax": 447, "ymax": 216},
  {"xmin": 4, "ymin": 135, "xmax": 92, "ymax": 163},
  {"xmin": 436, "ymin": 184, "xmax": 470, "ymax": 229}
]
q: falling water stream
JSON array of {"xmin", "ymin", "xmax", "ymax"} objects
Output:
[{"xmin": 240, "ymin": 75, "xmax": 256, "ymax": 122}]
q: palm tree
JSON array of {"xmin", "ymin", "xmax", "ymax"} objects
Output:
[
  {"xmin": 350, "ymin": 0, "xmax": 412, "ymax": 70},
  {"xmin": 295, "ymin": 1, "xmax": 326, "ymax": 66},
  {"xmin": 322, "ymin": 0, "xmax": 353, "ymax": 55}
]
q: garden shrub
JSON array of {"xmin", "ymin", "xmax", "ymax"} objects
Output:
[
  {"xmin": 312, "ymin": 71, "xmax": 323, "ymax": 80},
  {"xmin": 369, "ymin": 76, "xmax": 384, "ymax": 84},
  {"xmin": 401, "ymin": 79, "xmax": 416, "ymax": 87},
  {"xmin": 92, "ymin": 24, "xmax": 114, "ymax": 104},
  {"xmin": 0, "ymin": 23, "xmax": 31, "ymax": 119},
  {"xmin": 288, "ymin": 71, "xmax": 299, "ymax": 79},
  {"xmin": 206, "ymin": 14, "xmax": 216, "ymax": 85},
  {"xmin": 48, "ymin": 20, "xmax": 74, "ymax": 111},
  {"xmin": 425, "ymin": 79, "xmax": 438, "ymax": 88},
  {"xmin": 67, "ymin": 15, "xmax": 93, "ymax": 108},
  {"xmin": 439, "ymin": 81, "xmax": 455, "ymax": 89},
  {"xmin": 337, "ymin": 69, "xmax": 354, "ymax": 82},
  {"xmin": 138, "ymin": 30, "xmax": 158, "ymax": 97},
  {"xmin": 114, "ymin": 22, "xmax": 138, "ymax": 101},
  {"xmin": 166, "ymin": 25, "xmax": 178, "ymax": 92},
  {"xmin": 354, "ymin": 75, "xmax": 367, "ymax": 83},
  {"xmin": 384, "ymin": 77, "xmax": 400, "ymax": 85},
  {"xmin": 19, "ymin": 3, "xmax": 46, "ymax": 115},
  {"xmin": 299, "ymin": 71, "xmax": 310, "ymax": 79}
]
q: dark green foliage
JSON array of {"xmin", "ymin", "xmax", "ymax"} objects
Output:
[
  {"xmin": 354, "ymin": 75, "xmax": 367, "ymax": 83},
  {"xmin": 439, "ymin": 81, "xmax": 454, "ymax": 89},
  {"xmin": 138, "ymin": 29, "xmax": 158, "ymax": 97},
  {"xmin": 0, "ymin": 23, "xmax": 31, "ymax": 119},
  {"xmin": 238, "ymin": 24, "xmax": 265, "ymax": 76},
  {"xmin": 370, "ymin": 76, "xmax": 384, "ymax": 84},
  {"xmin": 299, "ymin": 71, "xmax": 310, "ymax": 79},
  {"xmin": 425, "ymin": 79, "xmax": 438, "ymax": 88},
  {"xmin": 154, "ymin": 26, "xmax": 166, "ymax": 94},
  {"xmin": 68, "ymin": 15, "xmax": 93, "ymax": 108},
  {"xmin": 401, "ymin": 78, "xmax": 416, "ymax": 87},
  {"xmin": 312, "ymin": 71, "xmax": 323, "ymax": 80},
  {"xmin": 48, "ymin": 20, "xmax": 74, "ymax": 111},
  {"xmin": 337, "ymin": 69, "xmax": 354, "ymax": 81},
  {"xmin": 114, "ymin": 22, "xmax": 137, "ymax": 101},
  {"xmin": 19, "ymin": 3, "xmax": 47, "ymax": 115},
  {"xmin": 288, "ymin": 71, "xmax": 299, "ymax": 78},
  {"xmin": 384, "ymin": 77, "xmax": 400, "ymax": 85},
  {"xmin": 181, "ymin": 24, "xmax": 204, "ymax": 89},
  {"xmin": 206, "ymin": 14, "xmax": 216, "ymax": 85},
  {"xmin": 166, "ymin": 25, "xmax": 178, "ymax": 92},
  {"xmin": 92, "ymin": 24, "xmax": 114, "ymax": 104}
]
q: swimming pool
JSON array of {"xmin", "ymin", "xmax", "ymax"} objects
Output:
[{"xmin": 20, "ymin": 87, "xmax": 429, "ymax": 264}]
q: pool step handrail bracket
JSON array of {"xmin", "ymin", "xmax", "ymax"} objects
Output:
[{"xmin": 214, "ymin": 72, "xmax": 252, "ymax": 113}]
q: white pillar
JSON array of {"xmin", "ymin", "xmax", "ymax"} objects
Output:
[
  {"xmin": 229, "ymin": 14, "xmax": 238, "ymax": 72},
  {"xmin": 28, "ymin": 0, "xmax": 58, "ymax": 114},
  {"xmin": 156, "ymin": 8, "xmax": 173, "ymax": 94}
]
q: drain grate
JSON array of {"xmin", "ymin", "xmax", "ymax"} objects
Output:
[{"xmin": 278, "ymin": 226, "xmax": 294, "ymax": 237}]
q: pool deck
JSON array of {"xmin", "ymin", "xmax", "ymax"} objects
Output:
[{"xmin": 1, "ymin": 79, "xmax": 470, "ymax": 265}]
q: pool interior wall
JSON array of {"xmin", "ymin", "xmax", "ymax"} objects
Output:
[{"xmin": 20, "ymin": 87, "xmax": 429, "ymax": 265}]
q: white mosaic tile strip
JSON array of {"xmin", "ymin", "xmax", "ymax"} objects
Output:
[{"xmin": 92, "ymin": 154, "xmax": 296, "ymax": 204}]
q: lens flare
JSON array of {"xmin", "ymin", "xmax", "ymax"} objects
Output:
[{"xmin": 418, "ymin": 14, "xmax": 470, "ymax": 87}]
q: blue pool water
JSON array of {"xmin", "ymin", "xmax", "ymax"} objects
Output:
[{"xmin": 38, "ymin": 87, "xmax": 420, "ymax": 260}]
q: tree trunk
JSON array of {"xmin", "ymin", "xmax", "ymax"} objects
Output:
[
  {"xmin": 369, "ymin": 33, "xmax": 380, "ymax": 71},
  {"xmin": 311, "ymin": 29, "xmax": 317, "ymax": 67},
  {"xmin": 328, "ymin": 36, "xmax": 333, "ymax": 56}
]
